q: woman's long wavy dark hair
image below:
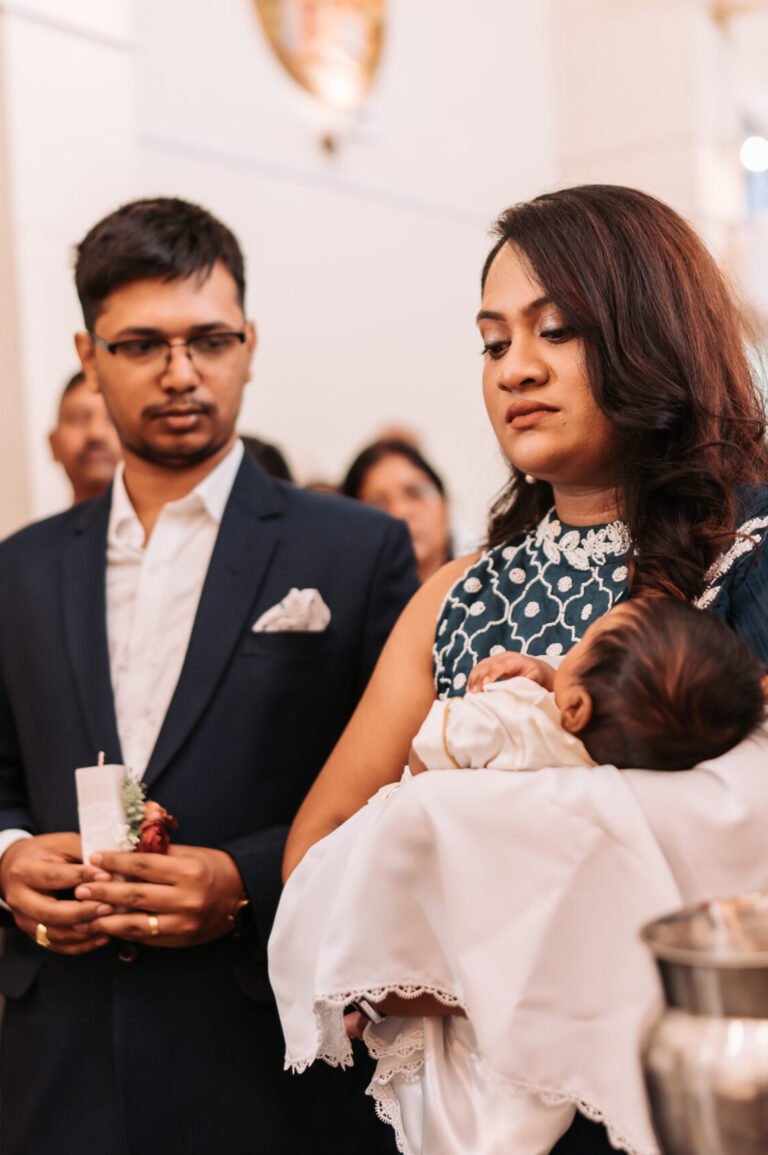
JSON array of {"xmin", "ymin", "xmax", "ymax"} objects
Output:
[{"xmin": 482, "ymin": 184, "xmax": 768, "ymax": 600}]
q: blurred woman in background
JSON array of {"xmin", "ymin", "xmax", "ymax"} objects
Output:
[{"xmin": 342, "ymin": 439, "xmax": 452, "ymax": 583}]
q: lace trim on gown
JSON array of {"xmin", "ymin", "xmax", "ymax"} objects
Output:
[
  {"xmin": 361, "ymin": 1013, "xmax": 654, "ymax": 1155},
  {"xmin": 283, "ymin": 984, "xmax": 465, "ymax": 1074}
]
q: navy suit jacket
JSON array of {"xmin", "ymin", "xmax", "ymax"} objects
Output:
[{"xmin": 0, "ymin": 453, "xmax": 417, "ymax": 1154}]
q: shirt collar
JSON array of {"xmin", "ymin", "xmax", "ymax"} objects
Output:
[{"xmin": 108, "ymin": 439, "xmax": 244, "ymax": 547}]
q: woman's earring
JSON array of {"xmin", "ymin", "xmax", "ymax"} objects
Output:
[{"xmin": 524, "ymin": 474, "xmax": 536, "ymax": 485}]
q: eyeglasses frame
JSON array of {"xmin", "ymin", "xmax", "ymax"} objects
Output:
[{"xmin": 89, "ymin": 330, "xmax": 248, "ymax": 367}]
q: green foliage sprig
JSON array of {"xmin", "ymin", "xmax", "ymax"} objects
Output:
[{"xmin": 120, "ymin": 770, "xmax": 147, "ymax": 851}]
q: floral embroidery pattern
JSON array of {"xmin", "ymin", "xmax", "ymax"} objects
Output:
[
  {"xmin": 694, "ymin": 516, "xmax": 768, "ymax": 610},
  {"xmin": 435, "ymin": 504, "xmax": 768, "ymax": 698},
  {"xmin": 434, "ymin": 510, "xmax": 631, "ymax": 699}
]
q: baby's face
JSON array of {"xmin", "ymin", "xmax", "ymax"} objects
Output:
[{"xmin": 552, "ymin": 601, "xmax": 637, "ymax": 709}]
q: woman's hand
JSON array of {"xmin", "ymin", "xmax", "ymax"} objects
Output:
[
  {"xmin": 468, "ymin": 651, "xmax": 555, "ymax": 693},
  {"xmin": 373, "ymin": 993, "xmax": 465, "ymax": 1018},
  {"xmin": 343, "ymin": 996, "xmax": 465, "ymax": 1038}
]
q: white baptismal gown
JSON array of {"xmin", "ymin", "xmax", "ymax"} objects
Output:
[
  {"xmin": 381, "ymin": 678, "xmax": 588, "ymax": 1154},
  {"xmin": 411, "ymin": 675, "xmax": 593, "ymax": 773}
]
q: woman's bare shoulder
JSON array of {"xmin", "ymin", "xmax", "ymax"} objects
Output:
[
  {"xmin": 413, "ymin": 551, "xmax": 484, "ymax": 613},
  {"xmin": 388, "ymin": 552, "xmax": 483, "ymax": 650}
]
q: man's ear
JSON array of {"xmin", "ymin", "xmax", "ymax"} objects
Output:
[
  {"xmin": 761, "ymin": 674, "xmax": 768, "ymax": 704},
  {"xmin": 74, "ymin": 331, "xmax": 100, "ymax": 392},
  {"xmin": 244, "ymin": 321, "xmax": 257, "ymax": 383},
  {"xmin": 48, "ymin": 429, "xmax": 60, "ymax": 463},
  {"xmin": 559, "ymin": 684, "xmax": 593, "ymax": 735}
]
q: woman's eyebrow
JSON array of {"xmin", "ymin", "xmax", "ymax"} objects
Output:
[{"xmin": 476, "ymin": 297, "xmax": 554, "ymax": 325}]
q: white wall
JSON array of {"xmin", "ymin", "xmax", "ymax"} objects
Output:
[
  {"xmin": 134, "ymin": 0, "xmax": 558, "ymax": 543},
  {"xmin": 0, "ymin": 0, "xmax": 138, "ymax": 529},
  {"xmin": 2, "ymin": 0, "xmax": 767, "ymax": 538}
]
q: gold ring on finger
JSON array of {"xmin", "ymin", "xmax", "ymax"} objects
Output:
[
  {"xmin": 35, "ymin": 922, "xmax": 51, "ymax": 949},
  {"xmin": 147, "ymin": 913, "xmax": 159, "ymax": 937}
]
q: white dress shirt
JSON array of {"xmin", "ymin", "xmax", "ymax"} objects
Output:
[
  {"xmin": 0, "ymin": 439, "xmax": 244, "ymax": 862},
  {"xmin": 107, "ymin": 439, "xmax": 243, "ymax": 776}
]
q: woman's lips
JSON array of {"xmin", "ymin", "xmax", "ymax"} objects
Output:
[{"xmin": 505, "ymin": 403, "xmax": 557, "ymax": 430}]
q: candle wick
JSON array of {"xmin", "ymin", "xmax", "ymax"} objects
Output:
[{"xmin": 97, "ymin": 751, "xmax": 105, "ymax": 768}]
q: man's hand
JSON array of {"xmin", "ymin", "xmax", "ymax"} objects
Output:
[
  {"xmin": 76, "ymin": 844, "xmax": 245, "ymax": 948},
  {"xmin": 1, "ymin": 833, "xmax": 110, "ymax": 955},
  {"xmin": 468, "ymin": 651, "xmax": 555, "ymax": 693}
]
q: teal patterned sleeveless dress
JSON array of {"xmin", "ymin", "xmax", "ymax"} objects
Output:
[{"xmin": 434, "ymin": 497, "xmax": 768, "ymax": 700}]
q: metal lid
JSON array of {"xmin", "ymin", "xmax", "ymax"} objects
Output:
[{"xmin": 641, "ymin": 893, "xmax": 768, "ymax": 969}]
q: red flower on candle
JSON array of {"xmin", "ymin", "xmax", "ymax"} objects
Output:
[{"xmin": 137, "ymin": 800, "xmax": 178, "ymax": 854}]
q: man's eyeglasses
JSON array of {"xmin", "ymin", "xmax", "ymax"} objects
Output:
[{"xmin": 91, "ymin": 331, "xmax": 247, "ymax": 369}]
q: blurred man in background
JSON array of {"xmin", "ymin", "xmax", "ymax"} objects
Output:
[{"xmin": 49, "ymin": 370, "xmax": 121, "ymax": 503}]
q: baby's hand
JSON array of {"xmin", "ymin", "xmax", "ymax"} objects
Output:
[
  {"xmin": 408, "ymin": 744, "xmax": 429, "ymax": 775},
  {"xmin": 468, "ymin": 651, "xmax": 555, "ymax": 693}
]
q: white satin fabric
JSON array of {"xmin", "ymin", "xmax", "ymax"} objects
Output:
[
  {"xmin": 269, "ymin": 727, "xmax": 768, "ymax": 1155},
  {"xmin": 372, "ymin": 1016, "xmax": 575, "ymax": 1155},
  {"xmin": 412, "ymin": 677, "xmax": 593, "ymax": 771}
]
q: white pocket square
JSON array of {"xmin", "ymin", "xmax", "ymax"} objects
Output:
[{"xmin": 251, "ymin": 588, "xmax": 331, "ymax": 633}]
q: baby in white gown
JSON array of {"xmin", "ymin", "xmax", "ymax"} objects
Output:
[
  {"xmin": 375, "ymin": 598, "xmax": 767, "ymax": 1155},
  {"xmin": 270, "ymin": 598, "xmax": 768, "ymax": 1155},
  {"xmin": 412, "ymin": 597, "xmax": 767, "ymax": 778}
]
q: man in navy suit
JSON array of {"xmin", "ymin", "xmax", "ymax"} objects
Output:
[{"xmin": 0, "ymin": 197, "xmax": 417, "ymax": 1154}]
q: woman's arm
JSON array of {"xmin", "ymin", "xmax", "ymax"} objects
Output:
[{"xmin": 282, "ymin": 554, "xmax": 478, "ymax": 880}]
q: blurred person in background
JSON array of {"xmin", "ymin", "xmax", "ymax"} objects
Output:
[
  {"xmin": 305, "ymin": 479, "xmax": 340, "ymax": 494},
  {"xmin": 342, "ymin": 439, "xmax": 452, "ymax": 583},
  {"xmin": 373, "ymin": 424, "xmax": 422, "ymax": 449},
  {"xmin": 49, "ymin": 371, "xmax": 121, "ymax": 504},
  {"xmin": 241, "ymin": 433, "xmax": 294, "ymax": 482}
]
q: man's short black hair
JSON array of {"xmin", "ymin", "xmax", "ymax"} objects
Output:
[
  {"xmin": 61, "ymin": 370, "xmax": 85, "ymax": 398},
  {"xmin": 55, "ymin": 370, "xmax": 87, "ymax": 418},
  {"xmin": 74, "ymin": 197, "xmax": 246, "ymax": 330}
]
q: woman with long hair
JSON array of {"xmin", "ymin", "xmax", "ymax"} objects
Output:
[
  {"xmin": 280, "ymin": 186, "xmax": 768, "ymax": 1154},
  {"xmin": 342, "ymin": 439, "xmax": 452, "ymax": 584}
]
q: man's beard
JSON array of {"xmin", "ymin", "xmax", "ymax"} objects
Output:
[{"xmin": 121, "ymin": 430, "xmax": 231, "ymax": 469}]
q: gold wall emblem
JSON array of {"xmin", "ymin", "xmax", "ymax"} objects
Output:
[{"xmin": 253, "ymin": 0, "xmax": 386, "ymax": 111}]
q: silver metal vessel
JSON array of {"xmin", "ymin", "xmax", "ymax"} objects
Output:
[{"xmin": 641, "ymin": 893, "xmax": 768, "ymax": 1155}]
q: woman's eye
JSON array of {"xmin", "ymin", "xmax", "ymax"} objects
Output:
[
  {"xmin": 480, "ymin": 341, "xmax": 509, "ymax": 360},
  {"xmin": 540, "ymin": 327, "xmax": 575, "ymax": 343}
]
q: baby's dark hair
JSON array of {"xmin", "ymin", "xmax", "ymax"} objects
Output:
[{"xmin": 576, "ymin": 598, "xmax": 766, "ymax": 771}]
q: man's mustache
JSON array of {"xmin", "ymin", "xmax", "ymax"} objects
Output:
[
  {"xmin": 76, "ymin": 439, "xmax": 119, "ymax": 463},
  {"xmin": 142, "ymin": 401, "xmax": 216, "ymax": 419}
]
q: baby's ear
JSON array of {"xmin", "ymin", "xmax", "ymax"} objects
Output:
[
  {"xmin": 761, "ymin": 674, "xmax": 768, "ymax": 704},
  {"xmin": 559, "ymin": 685, "xmax": 593, "ymax": 735}
]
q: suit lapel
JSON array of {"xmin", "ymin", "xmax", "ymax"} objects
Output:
[
  {"xmin": 143, "ymin": 457, "xmax": 284, "ymax": 790},
  {"xmin": 61, "ymin": 492, "xmax": 123, "ymax": 763}
]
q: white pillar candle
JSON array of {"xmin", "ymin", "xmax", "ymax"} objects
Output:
[{"xmin": 75, "ymin": 760, "xmax": 130, "ymax": 865}]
